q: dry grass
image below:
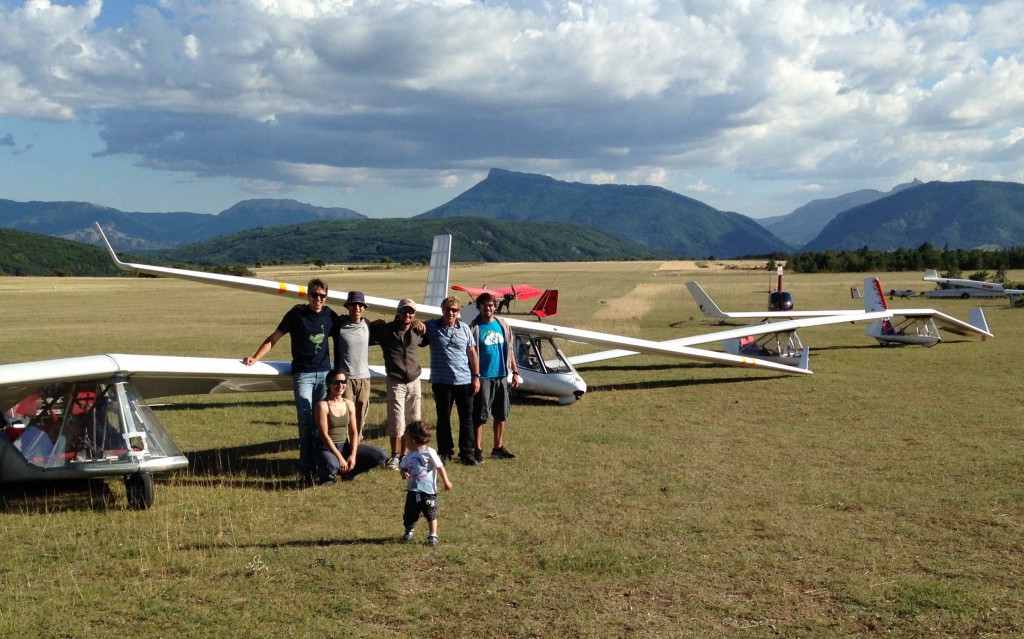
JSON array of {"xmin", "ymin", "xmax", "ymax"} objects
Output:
[{"xmin": 1, "ymin": 263, "xmax": 1023, "ymax": 638}]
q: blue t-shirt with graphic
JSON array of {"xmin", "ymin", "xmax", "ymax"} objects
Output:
[
  {"xmin": 400, "ymin": 446, "xmax": 443, "ymax": 494},
  {"xmin": 476, "ymin": 319, "xmax": 507, "ymax": 379}
]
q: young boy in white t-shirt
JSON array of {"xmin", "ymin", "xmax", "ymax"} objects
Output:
[{"xmin": 399, "ymin": 420, "xmax": 453, "ymax": 546}]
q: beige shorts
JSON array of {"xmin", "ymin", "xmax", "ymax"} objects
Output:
[
  {"xmin": 343, "ymin": 378, "xmax": 371, "ymax": 434},
  {"xmin": 385, "ymin": 378, "xmax": 421, "ymax": 438}
]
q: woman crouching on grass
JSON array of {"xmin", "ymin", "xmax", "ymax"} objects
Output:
[{"xmin": 315, "ymin": 367, "xmax": 387, "ymax": 485}]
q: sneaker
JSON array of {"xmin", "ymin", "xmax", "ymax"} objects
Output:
[
  {"xmin": 320, "ymin": 478, "xmax": 335, "ymax": 487},
  {"xmin": 473, "ymin": 448, "xmax": 484, "ymax": 464},
  {"xmin": 458, "ymin": 452, "xmax": 478, "ymax": 466},
  {"xmin": 386, "ymin": 455, "xmax": 401, "ymax": 470},
  {"xmin": 402, "ymin": 529, "xmax": 415, "ymax": 542},
  {"xmin": 426, "ymin": 534, "xmax": 439, "ymax": 547},
  {"xmin": 439, "ymin": 453, "xmax": 452, "ymax": 465},
  {"xmin": 491, "ymin": 446, "xmax": 516, "ymax": 460}
]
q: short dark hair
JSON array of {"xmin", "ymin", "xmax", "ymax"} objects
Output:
[
  {"xmin": 307, "ymin": 278, "xmax": 328, "ymax": 294},
  {"xmin": 405, "ymin": 420, "xmax": 432, "ymax": 445},
  {"xmin": 328, "ymin": 367, "xmax": 347, "ymax": 382},
  {"xmin": 475, "ymin": 292, "xmax": 496, "ymax": 308}
]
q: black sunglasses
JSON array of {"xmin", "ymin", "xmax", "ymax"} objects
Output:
[
  {"xmin": 329, "ymin": 379, "xmax": 348, "ymax": 386},
  {"xmin": 309, "ymin": 292, "xmax": 327, "ymax": 300}
]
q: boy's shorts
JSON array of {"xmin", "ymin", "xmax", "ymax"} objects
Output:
[{"xmin": 404, "ymin": 490, "xmax": 438, "ymax": 527}]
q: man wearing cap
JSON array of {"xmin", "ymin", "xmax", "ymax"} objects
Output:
[
  {"xmin": 333, "ymin": 290, "xmax": 372, "ymax": 437},
  {"xmin": 369, "ymin": 298, "xmax": 426, "ymax": 469},
  {"xmin": 421, "ymin": 296, "xmax": 480, "ymax": 466},
  {"xmin": 243, "ymin": 278, "xmax": 338, "ymax": 486}
]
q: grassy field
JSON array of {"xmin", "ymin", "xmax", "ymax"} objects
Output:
[{"xmin": 1, "ymin": 262, "xmax": 1022, "ymax": 638}]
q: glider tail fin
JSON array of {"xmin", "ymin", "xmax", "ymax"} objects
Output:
[
  {"xmin": 923, "ymin": 269, "xmax": 940, "ymax": 281},
  {"xmin": 686, "ymin": 281, "xmax": 728, "ymax": 319},
  {"xmin": 864, "ymin": 277, "xmax": 889, "ymax": 312},
  {"xmin": 530, "ymin": 289, "xmax": 558, "ymax": 319},
  {"xmin": 423, "ymin": 234, "xmax": 452, "ymax": 307},
  {"xmin": 968, "ymin": 307, "xmax": 991, "ymax": 339}
]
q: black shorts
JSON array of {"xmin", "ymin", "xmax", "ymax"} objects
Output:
[
  {"xmin": 473, "ymin": 377, "xmax": 510, "ymax": 424},
  {"xmin": 403, "ymin": 491, "xmax": 438, "ymax": 527}
]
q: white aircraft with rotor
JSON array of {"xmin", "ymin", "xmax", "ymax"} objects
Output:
[{"xmin": 685, "ymin": 273, "xmax": 992, "ymax": 357}]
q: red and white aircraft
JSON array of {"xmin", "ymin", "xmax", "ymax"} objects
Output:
[{"xmin": 451, "ymin": 283, "xmax": 558, "ymax": 319}]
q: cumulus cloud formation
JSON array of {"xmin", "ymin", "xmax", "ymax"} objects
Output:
[{"xmin": 0, "ymin": 0, "xmax": 1021, "ymax": 209}]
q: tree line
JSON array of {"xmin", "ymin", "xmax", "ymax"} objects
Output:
[{"xmin": 774, "ymin": 244, "xmax": 1024, "ymax": 281}]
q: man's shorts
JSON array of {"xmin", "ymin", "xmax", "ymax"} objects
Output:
[
  {"xmin": 343, "ymin": 378, "xmax": 371, "ymax": 432},
  {"xmin": 473, "ymin": 377, "xmax": 510, "ymax": 424},
  {"xmin": 386, "ymin": 378, "xmax": 421, "ymax": 438},
  {"xmin": 403, "ymin": 490, "xmax": 438, "ymax": 526}
]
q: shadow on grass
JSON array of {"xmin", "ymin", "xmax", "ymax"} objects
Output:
[
  {"xmin": 153, "ymin": 398, "xmax": 296, "ymax": 412},
  {"xmin": 182, "ymin": 438, "xmax": 306, "ymax": 490},
  {"xmin": 586, "ymin": 374, "xmax": 781, "ymax": 393},
  {"xmin": 0, "ymin": 479, "xmax": 120, "ymax": 514},
  {"xmin": 181, "ymin": 536, "xmax": 401, "ymax": 551}
]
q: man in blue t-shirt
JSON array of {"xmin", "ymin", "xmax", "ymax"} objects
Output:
[
  {"xmin": 244, "ymin": 278, "xmax": 337, "ymax": 485},
  {"xmin": 469, "ymin": 292, "xmax": 521, "ymax": 461}
]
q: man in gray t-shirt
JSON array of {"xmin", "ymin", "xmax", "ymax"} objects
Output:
[{"xmin": 333, "ymin": 291, "xmax": 372, "ymax": 436}]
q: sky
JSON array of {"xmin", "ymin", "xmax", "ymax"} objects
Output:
[{"xmin": 1, "ymin": 0, "xmax": 1022, "ymax": 220}]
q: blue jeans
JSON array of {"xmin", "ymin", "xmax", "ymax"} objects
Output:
[
  {"xmin": 317, "ymin": 441, "xmax": 387, "ymax": 482},
  {"xmin": 293, "ymin": 370, "xmax": 328, "ymax": 479}
]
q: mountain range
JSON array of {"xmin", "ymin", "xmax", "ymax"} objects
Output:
[
  {"xmin": 802, "ymin": 180, "xmax": 1024, "ymax": 252},
  {"xmin": 760, "ymin": 179, "xmax": 923, "ymax": 247},
  {"xmin": 2, "ymin": 171, "xmax": 1024, "ymax": 266},
  {"xmin": 0, "ymin": 198, "xmax": 363, "ymax": 250},
  {"xmin": 415, "ymin": 169, "xmax": 790, "ymax": 258},
  {"xmin": 153, "ymin": 217, "xmax": 665, "ymax": 265}
]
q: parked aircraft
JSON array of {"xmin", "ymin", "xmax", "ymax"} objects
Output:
[
  {"xmin": 95, "ymin": 225, "xmax": 815, "ymax": 406},
  {"xmin": 452, "ymin": 284, "xmax": 558, "ymax": 319},
  {"xmin": 686, "ymin": 276, "xmax": 992, "ymax": 351},
  {"xmin": 922, "ymin": 269, "xmax": 1024, "ymax": 300},
  {"xmin": 0, "ymin": 354, "xmax": 293, "ymax": 509}
]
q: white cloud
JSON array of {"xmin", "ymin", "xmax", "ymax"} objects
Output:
[{"xmin": 0, "ymin": 0, "xmax": 1021, "ymax": 215}]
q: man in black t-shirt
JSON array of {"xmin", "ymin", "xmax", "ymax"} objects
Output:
[{"xmin": 244, "ymin": 278, "xmax": 337, "ymax": 485}]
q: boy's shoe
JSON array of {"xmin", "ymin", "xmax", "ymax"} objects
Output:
[
  {"xmin": 491, "ymin": 446, "xmax": 516, "ymax": 460},
  {"xmin": 426, "ymin": 534, "xmax": 439, "ymax": 547},
  {"xmin": 386, "ymin": 455, "xmax": 401, "ymax": 470},
  {"xmin": 473, "ymin": 448, "xmax": 484, "ymax": 464},
  {"xmin": 458, "ymin": 452, "xmax": 478, "ymax": 466},
  {"xmin": 402, "ymin": 529, "xmax": 415, "ymax": 542}
]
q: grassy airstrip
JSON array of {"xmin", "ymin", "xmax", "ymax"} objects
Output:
[{"xmin": 1, "ymin": 262, "xmax": 1022, "ymax": 638}]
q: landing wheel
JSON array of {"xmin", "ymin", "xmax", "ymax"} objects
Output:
[
  {"xmin": 124, "ymin": 472, "xmax": 155, "ymax": 510},
  {"xmin": 960, "ymin": 292, "xmax": 970, "ymax": 299}
]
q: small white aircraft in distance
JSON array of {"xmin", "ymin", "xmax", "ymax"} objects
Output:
[
  {"xmin": 686, "ymin": 275, "xmax": 992, "ymax": 352},
  {"xmin": 922, "ymin": 269, "xmax": 1024, "ymax": 300},
  {"xmin": 95, "ymin": 224, "xmax": 815, "ymax": 406},
  {"xmin": 0, "ymin": 354, "xmax": 294, "ymax": 509}
]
